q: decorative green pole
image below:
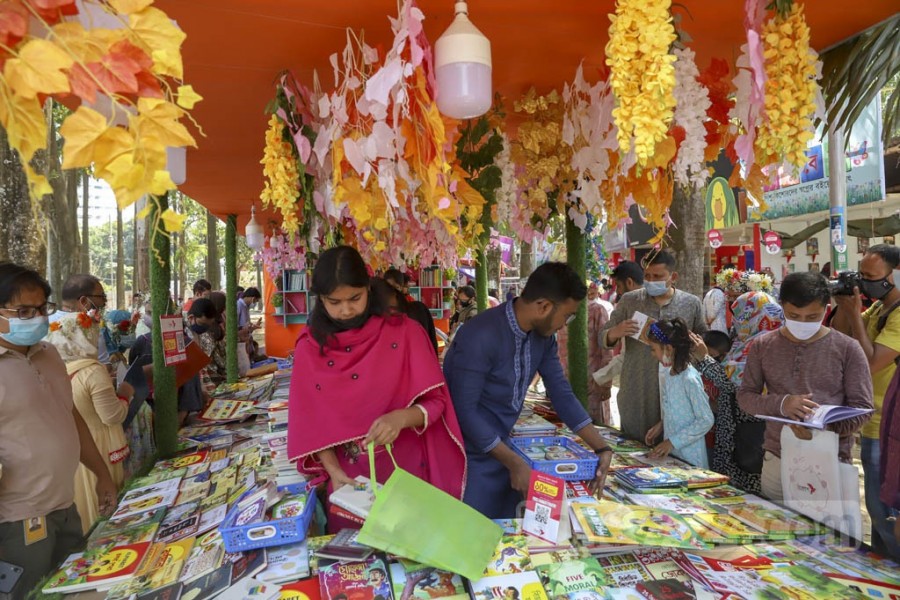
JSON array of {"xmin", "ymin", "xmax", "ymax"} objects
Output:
[
  {"xmin": 225, "ymin": 214, "xmax": 239, "ymax": 383},
  {"xmin": 566, "ymin": 215, "xmax": 589, "ymax": 407},
  {"xmin": 149, "ymin": 193, "xmax": 179, "ymax": 457},
  {"xmin": 475, "ymin": 250, "xmax": 489, "ymax": 313}
]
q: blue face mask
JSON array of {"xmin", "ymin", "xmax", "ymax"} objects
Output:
[
  {"xmin": 0, "ymin": 315, "xmax": 50, "ymax": 347},
  {"xmin": 644, "ymin": 281, "xmax": 669, "ymax": 297}
]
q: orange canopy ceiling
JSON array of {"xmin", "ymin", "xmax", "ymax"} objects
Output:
[{"xmin": 155, "ymin": 0, "xmax": 898, "ymax": 226}]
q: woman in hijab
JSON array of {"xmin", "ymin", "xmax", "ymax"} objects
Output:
[
  {"xmin": 287, "ymin": 246, "xmax": 466, "ymax": 532},
  {"xmin": 712, "ymin": 291, "xmax": 784, "ymax": 493},
  {"xmin": 46, "ymin": 312, "xmax": 132, "ymax": 533}
]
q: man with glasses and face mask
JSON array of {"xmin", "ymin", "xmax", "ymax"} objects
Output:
[
  {"xmin": 443, "ymin": 262, "xmax": 614, "ymax": 519},
  {"xmin": 831, "ymin": 244, "xmax": 900, "ymax": 558},
  {"xmin": 738, "ymin": 271, "xmax": 873, "ymax": 503},
  {"xmin": 49, "ymin": 274, "xmax": 111, "ymax": 365}
]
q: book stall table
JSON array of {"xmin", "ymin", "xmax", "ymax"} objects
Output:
[{"xmin": 38, "ymin": 381, "xmax": 900, "ymax": 600}]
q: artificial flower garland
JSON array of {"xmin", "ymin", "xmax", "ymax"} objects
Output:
[
  {"xmin": 672, "ymin": 47, "xmax": 712, "ymax": 191},
  {"xmin": 754, "ymin": 2, "xmax": 820, "ymax": 170},
  {"xmin": 260, "ymin": 114, "xmax": 302, "ymax": 234},
  {"xmin": 606, "ymin": 0, "xmax": 677, "ymax": 167}
]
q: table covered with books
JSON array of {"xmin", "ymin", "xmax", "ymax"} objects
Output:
[{"xmin": 39, "ymin": 377, "xmax": 900, "ymax": 600}]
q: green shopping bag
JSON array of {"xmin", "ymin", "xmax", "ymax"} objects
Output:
[{"xmin": 356, "ymin": 443, "xmax": 503, "ymax": 581}]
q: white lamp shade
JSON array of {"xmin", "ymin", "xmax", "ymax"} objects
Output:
[
  {"xmin": 434, "ymin": 1, "xmax": 492, "ymax": 120},
  {"xmin": 167, "ymin": 146, "xmax": 187, "ymax": 185},
  {"xmin": 245, "ymin": 216, "xmax": 264, "ymax": 250}
]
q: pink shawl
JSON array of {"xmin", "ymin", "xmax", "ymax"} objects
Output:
[{"xmin": 287, "ymin": 314, "xmax": 466, "ymax": 499}]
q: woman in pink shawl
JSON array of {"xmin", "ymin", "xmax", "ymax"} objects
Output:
[{"xmin": 287, "ymin": 246, "xmax": 466, "ymax": 530}]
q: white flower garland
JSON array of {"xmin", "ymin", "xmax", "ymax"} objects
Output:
[{"xmin": 672, "ymin": 47, "xmax": 712, "ymax": 190}]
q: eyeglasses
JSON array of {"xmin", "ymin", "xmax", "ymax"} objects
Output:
[
  {"xmin": 0, "ymin": 302, "xmax": 57, "ymax": 320},
  {"xmin": 85, "ymin": 293, "xmax": 108, "ymax": 302}
]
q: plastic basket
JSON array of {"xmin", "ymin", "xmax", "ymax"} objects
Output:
[
  {"xmin": 220, "ymin": 483, "xmax": 317, "ymax": 553},
  {"xmin": 509, "ymin": 436, "xmax": 598, "ymax": 481}
]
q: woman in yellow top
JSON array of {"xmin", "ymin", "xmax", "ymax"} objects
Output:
[{"xmin": 45, "ymin": 312, "xmax": 132, "ymax": 533}]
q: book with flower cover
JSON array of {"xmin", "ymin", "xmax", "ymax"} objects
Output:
[
  {"xmin": 534, "ymin": 558, "xmax": 611, "ymax": 600},
  {"xmin": 569, "ymin": 501, "xmax": 708, "ymax": 550},
  {"xmin": 468, "ymin": 571, "xmax": 549, "ymax": 600}
]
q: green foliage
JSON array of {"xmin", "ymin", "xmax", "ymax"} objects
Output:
[
  {"xmin": 456, "ymin": 115, "xmax": 504, "ymax": 249},
  {"xmin": 88, "ymin": 217, "xmax": 135, "ymax": 302},
  {"xmin": 565, "ymin": 217, "xmax": 588, "ymax": 408}
]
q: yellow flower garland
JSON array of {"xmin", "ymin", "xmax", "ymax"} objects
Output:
[
  {"xmin": 605, "ymin": 0, "xmax": 677, "ymax": 167},
  {"xmin": 755, "ymin": 2, "xmax": 819, "ymax": 170},
  {"xmin": 259, "ymin": 115, "xmax": 301, "ymax": 234}
]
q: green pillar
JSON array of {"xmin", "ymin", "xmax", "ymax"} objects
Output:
[
  {"xmin": 475, "ymin": 249, "xmax": 489, "ymax": 313},
  {"xmin": 225, "ymin": 214, "xmax": 239, "ymax": 383},
  {"xmin": 566, "ymin": 215, "xmax": 588, "ymax": 408},
  {"xmin": 149, "ymin": 193, "xmax": 179, "ymax": 457}
]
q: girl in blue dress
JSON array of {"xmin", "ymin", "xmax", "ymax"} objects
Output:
[{"xmin": 644, "ymin": 318, "xmax": 715, "ymax": 468}]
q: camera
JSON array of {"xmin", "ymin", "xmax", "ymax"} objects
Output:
[{"xmin": 828, "ymin": 271, "xmax": 862, "ymax": 296}]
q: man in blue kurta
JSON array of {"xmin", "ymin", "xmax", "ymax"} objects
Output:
[{"xmin": 443, "ymin": 262, "xmax": 614, "ymax": 519}]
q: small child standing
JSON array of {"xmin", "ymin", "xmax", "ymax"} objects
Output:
[{"xmin": 644, "ymin": 318, "xmax": 715, "ymax": 468}]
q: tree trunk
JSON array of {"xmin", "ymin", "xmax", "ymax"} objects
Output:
[
  {"xmin": 150, "ymin": 193, "xmax": 178, "ymax": 457},
  {"xmin": 225, "ymin": 215, "xmax": 239, "ymax": 383},
  {"xmin": 520, "ymin": 241, "xmax": 534, "ymax": 279},
  {"xmin": 565, "ymin": 216, "xmax": 588, "ymax": 407},
  {"xmin": 668, "ymin": 185, "xmax": 707, "ymax": 298},
  {"xmin": 116, "ymin": 207, "xmax": 125, "ymax": 309},
  {"xmin": 66, "ymin": 169, "xmax": 82, "ymax": 280},
  {"xmin": 0, "ymin": 118, "xmax": 47, "ymax": 271},
  {"xmin": 81, "ymin": 171, "xmax": 90, "ymax": 272},
  {"xmin": 135, "ymin": 196, "xmax": 150, "ymax": 293},
  {"xmin": 206, "ymin": 210, "xmax": 220, "ymax": 289}
]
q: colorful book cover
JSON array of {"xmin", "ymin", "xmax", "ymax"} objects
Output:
[
  {"xmin": 492, "ymin": 519, "xmax": 524, "ymax": 535},
  {"xmin": 634, "ymin": 578, "xmax": 695, "ymax": 599},
  {"xmin": 318, "ymin": 555, "xmax": 394, "ymax": 600},
  {"xmin": 614, "ymin": 469, "xmax": 687, "ymax": 490},
  {"xmin": 307, "ymin": 534, "xmax": 336, "ymax": 576},
  {"xmin": 595, "ymin": 554, "xmax": 654, "ymax": 588},
  {"xmin": 111, "ymin": 490, "xmax": 180, "ymax": 521},
  {"xmin": 259, "ymin": 541, "xmax": 310, "ymax": 584},
  {"xmin": 179, "ymin": 529, "xmax": 225, "ymax": 582},
  {"xmin": 570, "ymin": 502, "xmax": 707, "ymax": 550},
  {"xmin": 693, "ymin": 485, "xmax": 745, "ymax": 500},
  {"xmin": 273, "ymin": 491, "xmax": 310, "ymax": 519},
  {"xmin": 280, "ymin": 578, "xmax": 323, "ymax": 600},
  {"xmin": 42, "ymin": 541, "xmax": 153, "ymax": 594},
  {"xmin": 530, "ymin": 548, "xmax": 587, "ymax": 567},
  {"xmin": 684, "ymin": 518, "xmax": 731, "ymax": 546},
  {"xmin": 108, "ymin": 536, "xmax": 196, "ymax": 598},
  {"xmin": 389, "ymin": 561, "xmax": 467, "ymax": 600},
  {"xmin": 625, "ymin": 494, "xmax": 711, "ymax": 516},
  {"xmin": 154, "ymin": 450, "xmax": 210, "ymax": 471},
  {"xmin": 156, "ymin": 502, "xmax": 201, "ymax": 544},
  {"xmin": 609, "ymin": 454, "xmax": 652, "ymax": 472},
  {"xmin": 728, "ymin": 505, "xmax": 820, "ymax": 537},
  {"xmin": 535, "ymin": 558, "xmax": 610, "ymax": 600},
  {"xmin": 691, "ymin": 513, "xmax": 770, "ymax": 542},
  {"xmin": 126, "ymin": 468, "xmax": 187, "ymax": 490},
  {"xmin": 601, "ymin": 433, "xmax": 648, "ymax": 454},
  {"xmin": 175, "ymin": 480, "xmax": 211, "ymax": 506},
  {"xmin": 329, "ymin": 476, "xmax": 377, "ymax": 519},
  {"xmin": 217, "ymin": 577, "xmax": 282, "ymax": 600},
  {"xmin": 88, "ymin": 507, "xmax": 167, "ymax": 549},
  {"xmin": 756, "ymin": 565, "xmax": 867, "ymax": 600},
  {"xmin": 484, "ymin": 535, "xmax": 533, "ymax": 576},
  {"xmin": 179, "ymin": 560, "xmax": 233, "ymax": 599},
  {"xmin": 468, "ymin": 571, "xmax": 550, "ymax": 600},
  {"xmin": 316, "ymin": 528, "xmax": 374, "ymax": 562}
]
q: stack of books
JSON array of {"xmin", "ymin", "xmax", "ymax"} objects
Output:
[
  {"xmin": 511, "ymin": 413, "xmax": 557, "ymax": 437},
  {"xmin": 614, "ymin": 468, "xmax": 689, "ymax": 495}
]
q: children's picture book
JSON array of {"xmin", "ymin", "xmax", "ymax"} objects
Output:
[
  {"xmin": 609, "ymin": 454, "xmax": 652, "ymax": 472},
  {"xmin": 632, "ymin": 548, "xmax": 691, "ymax": 585},
  {"xmin": 468, "ymin": 571, "xmax": 550, "ymax": 600},
  {"xmin": 201, "ymin": 398, "xmax": 258, "ymax": 423},
  {"xmin": 690, "ymin": 513, "xmax": 770, "ymax": 542},
  {"xmin": 388, "ymin": 560, "xmax": 468, "ymax": 600},
  {"xmin": 272, "ymin": 490, "xmax": 311, "ymax": 519},
  {"xmin": 42, "ymin": 541, "xmax": 154, "ymax": 594},
  {"xmin": 728, "ymin": 504, "xmax": 822, "ymax": 537},
  {"xmin": 178, "ymin": 560, "xmax": 233, "ymax": 599},
  {"xmin": 756, "ymin": 565, "xmax": 868, "ymax": 600},
  {"xmin": 630, "ymin": 311, "xmax": 655, "ymax": 345},
  {"xmin": 534, "ymin": 558, "xmax": 610, "ymax": 600},
  {"xmin": 179, "ymin": 529, "xmax": 226, "ymax": 583},
  {"xmin": 88, "ymin": 508, "xmax": 167, "ymax": 549},
  {"xmin": 693, "ymin": 485, "xmax": 745, "ymax": 501},
  {"xmin": 755, "ymin": 404, "xmax": 874, "ymax": 429},
  {"xmin": 307, "ymin": 535, "xmax": 336, "ymax": 576},
  {"xmin": 217, "ymin": 577, "xmax": 282, "ymax": 600},
  {"xmin": 614, "ymin": 469, "xmax": 687, "ymax": 492},
  {"xmin": 484, "ymin": 535, "xmax": 532, "ymax": 576},
  {"xmin": 529, "ymin": 547, "xmax": 586, "ymax": 568},
  {"xmin": 154, "ymin": 450, "xmax": 210, "ymax": 472},
  {"xmin": 624, "ymin": 494, "xmax": 711, "ymax": 516},
  {"xmin": 119, "ymin": 477, "xmax": 183, "ymax": 506},
  {"xmin": 569, "ymin": 501, "xmax": 707, "ymax": 550},
  {"xmin": 318, "ymin": 555, "xmax": 394, "ymax": 600},
  {"xmin": 634, "ymin": 578, "xmax": 695, "ymax": 600},
  {"xmin": 492, "ymin": 519, "xmax": 524, "ymax": 535},
  {"xmin": 329, "ymin": 476, "xmax": 377, "ymax": 520},
  {"xmin": 258, "ymin": 541, "xmax": 310, "ymax": 584},
  {"xmin": 595, "ymin": 553, "xmax": 654, "ymax": 588},
  {"xmin": 106, "ymin": 536, "xmax": 196, "ymax": 598}
]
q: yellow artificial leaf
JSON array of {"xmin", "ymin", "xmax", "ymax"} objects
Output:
[
  {"xmin": 59, "ymin": 107, "xmax": 108, "ymax": 169},
  {"xmin": 92, "ymin": 127, "xmax": 136, "ymax": 174},
  {"xmin": 149, "ymin": 170, "xmax": 176, "ymax": 195},
  {"xmin": 136, "ymin": 204, "xmax": 152, "ymax": 219},
  {"xmin": 159, "ymin": 208, "xmax": 185, "ymax": 232},
  {"xmin": 109, "ymin": 0, "xmax": 154, "ymax": 14},
  {"xmin": 24, "ymin": 164, "xmax": 52, "ymax": 198},
  {"xmin": 52, "ymin": 23, "xmax": 111, "ymax": 63},
  {"xmin": 129, "ymin": 7, "xmax": 186, "ymax": 78},
  {"xmin": 175, "ymin": 85, "xmax": 202, "ymax": 110},
  {"xmin": 132, "ymin": 98, "xmax": 196, "ymax": 148},
  {"xmin": 0, "ymin": 82, "xmax": 47, "ymax": 162},
  {"xmin": 3, "ymin": 39, "xmax": 73, "ymax": 99},
  {"xmin": 98, "ymin": 154, "xmax": 145, "ymax": 198}
]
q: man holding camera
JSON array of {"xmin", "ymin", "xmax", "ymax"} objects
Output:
[{"xmin": 832, "ymin": 244, "xmax": 900, "ymax": 559}]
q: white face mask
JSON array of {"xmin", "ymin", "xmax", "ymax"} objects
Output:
[{"xmin": 784, "ymin": 319, "xmax": 821, "ymax": 341}]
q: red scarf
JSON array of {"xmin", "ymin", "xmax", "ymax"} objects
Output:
[{"xmin": 287, "ymin": 314, "xmax": 466, "ymax": 498}]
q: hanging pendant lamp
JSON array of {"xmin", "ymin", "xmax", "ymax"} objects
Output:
[
  {"xmin": 434, "ymin": 1, "xmax": 492, "ymax": 119},
  {"xmin": 245, "ymin": 204, "xmax": 264, "ymax": 251}
]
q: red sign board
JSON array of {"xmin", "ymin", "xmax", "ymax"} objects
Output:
[
  {"xmin": 707, "ymin": 230, "xmax": 723, "ymax": 249},
  {"xmin": 763, "ymin": 230, "xmax": 782, "ymax": 255}
]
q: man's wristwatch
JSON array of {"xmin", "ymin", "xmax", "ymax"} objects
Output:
[{"xmin": 594, "ymin": 446, "xmax": 613, "ymax": 456}]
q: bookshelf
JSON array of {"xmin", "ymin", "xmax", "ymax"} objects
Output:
[
  {"xmin": 272, "ymin": 269, "xmax": 314, "ymax": 325},
  {"xmin": 409, "ymin": 266, "xmax": 454, "ymax": 320}
]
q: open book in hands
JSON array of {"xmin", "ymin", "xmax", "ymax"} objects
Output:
[{"xmin": 756, "ymin": 404, "xmax": 874, "ymax": 430}]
